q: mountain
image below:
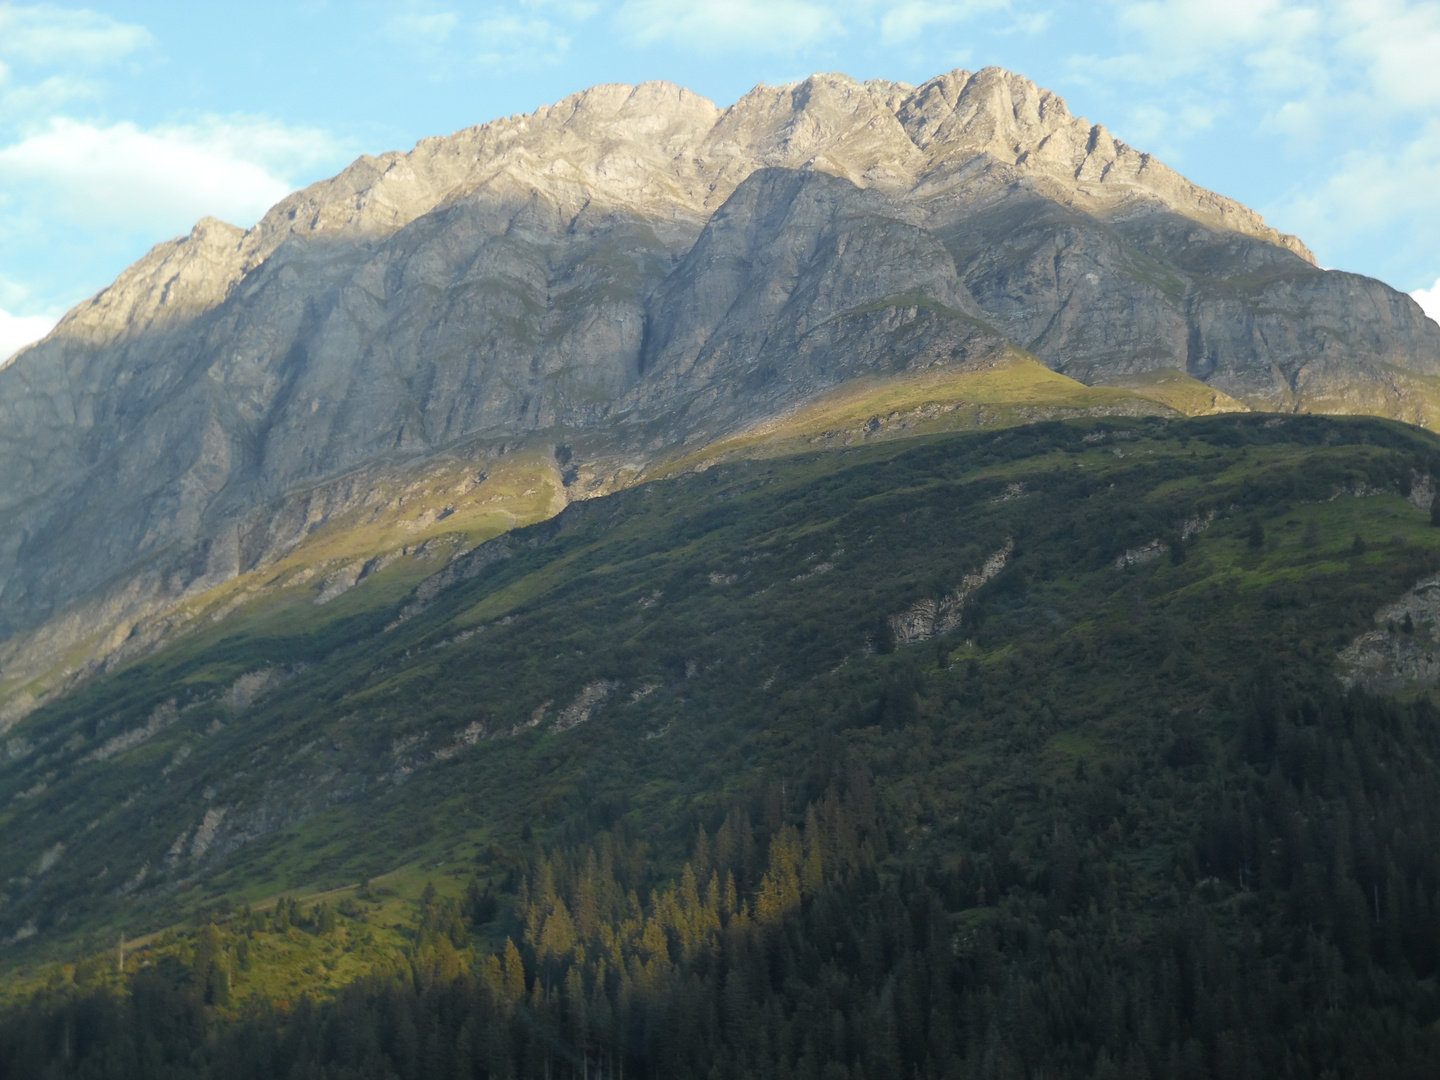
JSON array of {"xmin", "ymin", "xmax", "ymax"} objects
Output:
[
  {"xmin": 2, "ymin": 67, "xmax": 1439, "ymax": 723},
  {"xmin": 5, "ymin": 414, "xmax": 1440, "ymax": 1078},
  {"xmin": 11, "ymin": 67, "xmax": 1440, "ymax": 1078}
]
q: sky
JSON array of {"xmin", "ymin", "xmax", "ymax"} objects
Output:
[{"xmin": 2, "ymin": 0, "xmax": 1440, "ymax": 362}]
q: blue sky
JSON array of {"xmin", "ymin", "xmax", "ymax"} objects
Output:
[{"xmin": 3, "ymin": 0, "xmax": 1439, "ymax": 360}]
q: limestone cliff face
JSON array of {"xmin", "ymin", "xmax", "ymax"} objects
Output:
[
  {"xmin": 628, "ymin": 168, "xmax": 996, "ymax": 434},
  {"xmin": 1, "ymin": 66, "xmax": 1438, "ymax": 690}
]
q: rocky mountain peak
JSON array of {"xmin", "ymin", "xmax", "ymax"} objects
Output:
[
  {"xmin": 60, "ymin": 216, "xmax": 246, "ymax": 343},
  {"xmin": 30, "ymin": 66, "xmax": 1314, "ymax": 362},
  {"xmin": 896, "ymin": 67, "xmax": 1071, "ymax": 154}
]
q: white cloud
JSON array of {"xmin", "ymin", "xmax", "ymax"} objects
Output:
[
  {"xmin": 880, "ymin": 1, "xmax": 1010, "ymax": 45},
  {"xmin": 383, "ymin": 5, "xmax": 594, "ymax": 72},
  {"xmin": 0, "ymin": 10, "xmax": 351, "ymax": 320},
  {"xmin": 385, "ymin": 10, "xmax": 461, "ymax": 45},
  {"xmin": 0, "ymin": 116, "xmax": 344, "ymax": 232},
  {"xmin": 0, "ymin": 308, "xmax": 56, "ymax": 367},
  {"xmin": 1276, "ymin": 118, "xmax": 1440, "ymax": 231},
  {"xmin": 1108, "ymin": 0, "xmax": 1440, "ymax": 112},
  {"xmin": 525, "ymin": 0, "xmax": 602, "ymax": 18},
  {"xmin": 0, "ymin": 72, "xmax": 99, "ymax": 124},
  {"xmin": 1336, "ymin": 0, "xmax": 1440, "ymax": 109},
  {"xmin": 1007, "ymin": 11, "xmax": 1050, "ymax": 34},
  {"xmin": 474, "ymin": 13, "xmax": 574, "ymax": 67},
  {"xmin": 617, "ymin": 0, "xmax": 844, "ymax": 54},
  {"xmin": 1269, "ymin": 116, "xmax": 1440, "ymax": 274},
  {"xmin": 0, "ymin": 7, "xmax": 128, "ymax": 134},
  {"xmin": 613, "ymin": 0, "xmax": 1031, "ymax": 51},
  {"xmin": 1413, "ymin": 278, "xmax": 1440, "ymax": 327},
  {"xmin": 1116, "ymin": 100, "xmax": 1218, "ymax": 157},
  {"xmin": 1121, "ymin": 0, "xmax": 1297, "ymax": 44},
  {"xmin": 1076, "ymin": 0, "xmax": 1440, "ymax": 282},
  {"xmin": 1113, "ymin": 0, "xmax": 1320, "ymax": 86},
  {"xmin": 0, "ymin": 5, "xmax": 152, "ymax": 66}
]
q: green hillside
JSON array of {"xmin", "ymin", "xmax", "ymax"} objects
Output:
[
  {"xmin": 6, "ymin": 413, "xmax": 1440, "ymax": 1077},
  {"xmin": 0, "ymin": 350, "xmax": 1161, "ymax": 726}
]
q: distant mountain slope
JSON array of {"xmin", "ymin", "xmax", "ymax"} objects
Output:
[{"xmin": 2, "ymin": 67, "xmax": 1439, "ymax": 722}]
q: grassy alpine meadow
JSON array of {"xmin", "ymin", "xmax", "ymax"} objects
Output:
[{"xmin": 6, "ymin": 413, "xmax": 1440, "ymax": 1077}]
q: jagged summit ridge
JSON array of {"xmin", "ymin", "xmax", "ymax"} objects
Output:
[{"xmin": 48, "ymin": 67, "xmax": 1308, "ymax": 347}]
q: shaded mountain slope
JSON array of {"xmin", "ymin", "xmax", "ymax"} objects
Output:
[
  {"xmin": 5, "ymin": 415, "xmax": 1440, "ymax": 1078},
  {"xmin": 0, "ymin": 412, "xmax": 1436, "ymax": 947}
]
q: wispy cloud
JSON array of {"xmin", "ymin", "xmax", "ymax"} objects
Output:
[
  {"xmin": 0, "ymin": 4, "xmax": 152, "ymax": 66},
  {"xmin": 1336, "ymin": 0, "xmax": 1440, "ymax": 109},
  {"xmin": 474, "ymin": 11, "xmax": 576, "ymax": 68},
  {"xmin": 0, "ymin": 116, "xmax": 344, "ymax": 232},
  {"xmin": 527, "ymin": 0, "xmax": 603, "ymax": 19},
  {"xmin": 0, "ymin": 6, "xmax": 358, "ymax": 322},
  {"xmin": 385, "ymin": 10, "xmax": 462, "ymax": 45},
  {"xmin": 1413, "ymin": 278, "xmax": 1440, "ymax": 327},
  {"xmin": 1116, "ymin": 0, "xmax": 1312, "ymax": 69},
  {"xmin": 1114, "ymin": 99, "xmax": 1218, "ymax": 159},
  {"xmin": 0, "ymin": 307, "xmax": 57, "ymax": 367},
  {"xmin": 1065, "ymin": 0, "xmax": 1440, "ymax": 286},
  {"xmin": 611, "ymin": 0, "xmax": 1028, "ymax": 52},
  {"xmin": 1103, "ymin": 0, "xmax": 1439, "ymax": 125},
  {"xmin": 0, "ymin": 72, "xmax": 101, "ymax": 132},
  {"xmin": 382, "ymin": 3, "xmax": 590, "ymax": 71},
  {"xmin": 616, "ymin": 0, "xmax": 845, "ymax": 54},
  {"xmin": 879, "ymin": 1, "xmax": 1010, "ymax": 45},
  {"xmin": 1274, "ymin": 117, "xmax": 1440, "ymax": 281}
]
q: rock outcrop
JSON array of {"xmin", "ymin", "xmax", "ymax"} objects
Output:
[
  {"xmin": 2, "ymin": 66, "xmax": 1439, "ymax": 710},
  {"xmin": 1340, "ymin": 576, "xmax": 1440, "ymax": 692}
]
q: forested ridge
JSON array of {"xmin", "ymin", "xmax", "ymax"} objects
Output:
[{"xmin": 6, "ymin": 416, "xmax": 1440, "ymax": 1077}]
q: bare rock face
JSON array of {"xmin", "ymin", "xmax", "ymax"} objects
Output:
[
  {"xmin": 1340, "ymin": 577, "xmax": 1440, "ymax": 692},
  {"xmin": 2, "ymin": 66, "xmax": 1439, "ymax": 696},
  {"xmin": 629, "ymin": 168, "xmax": 997, "ymax": 434}
]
